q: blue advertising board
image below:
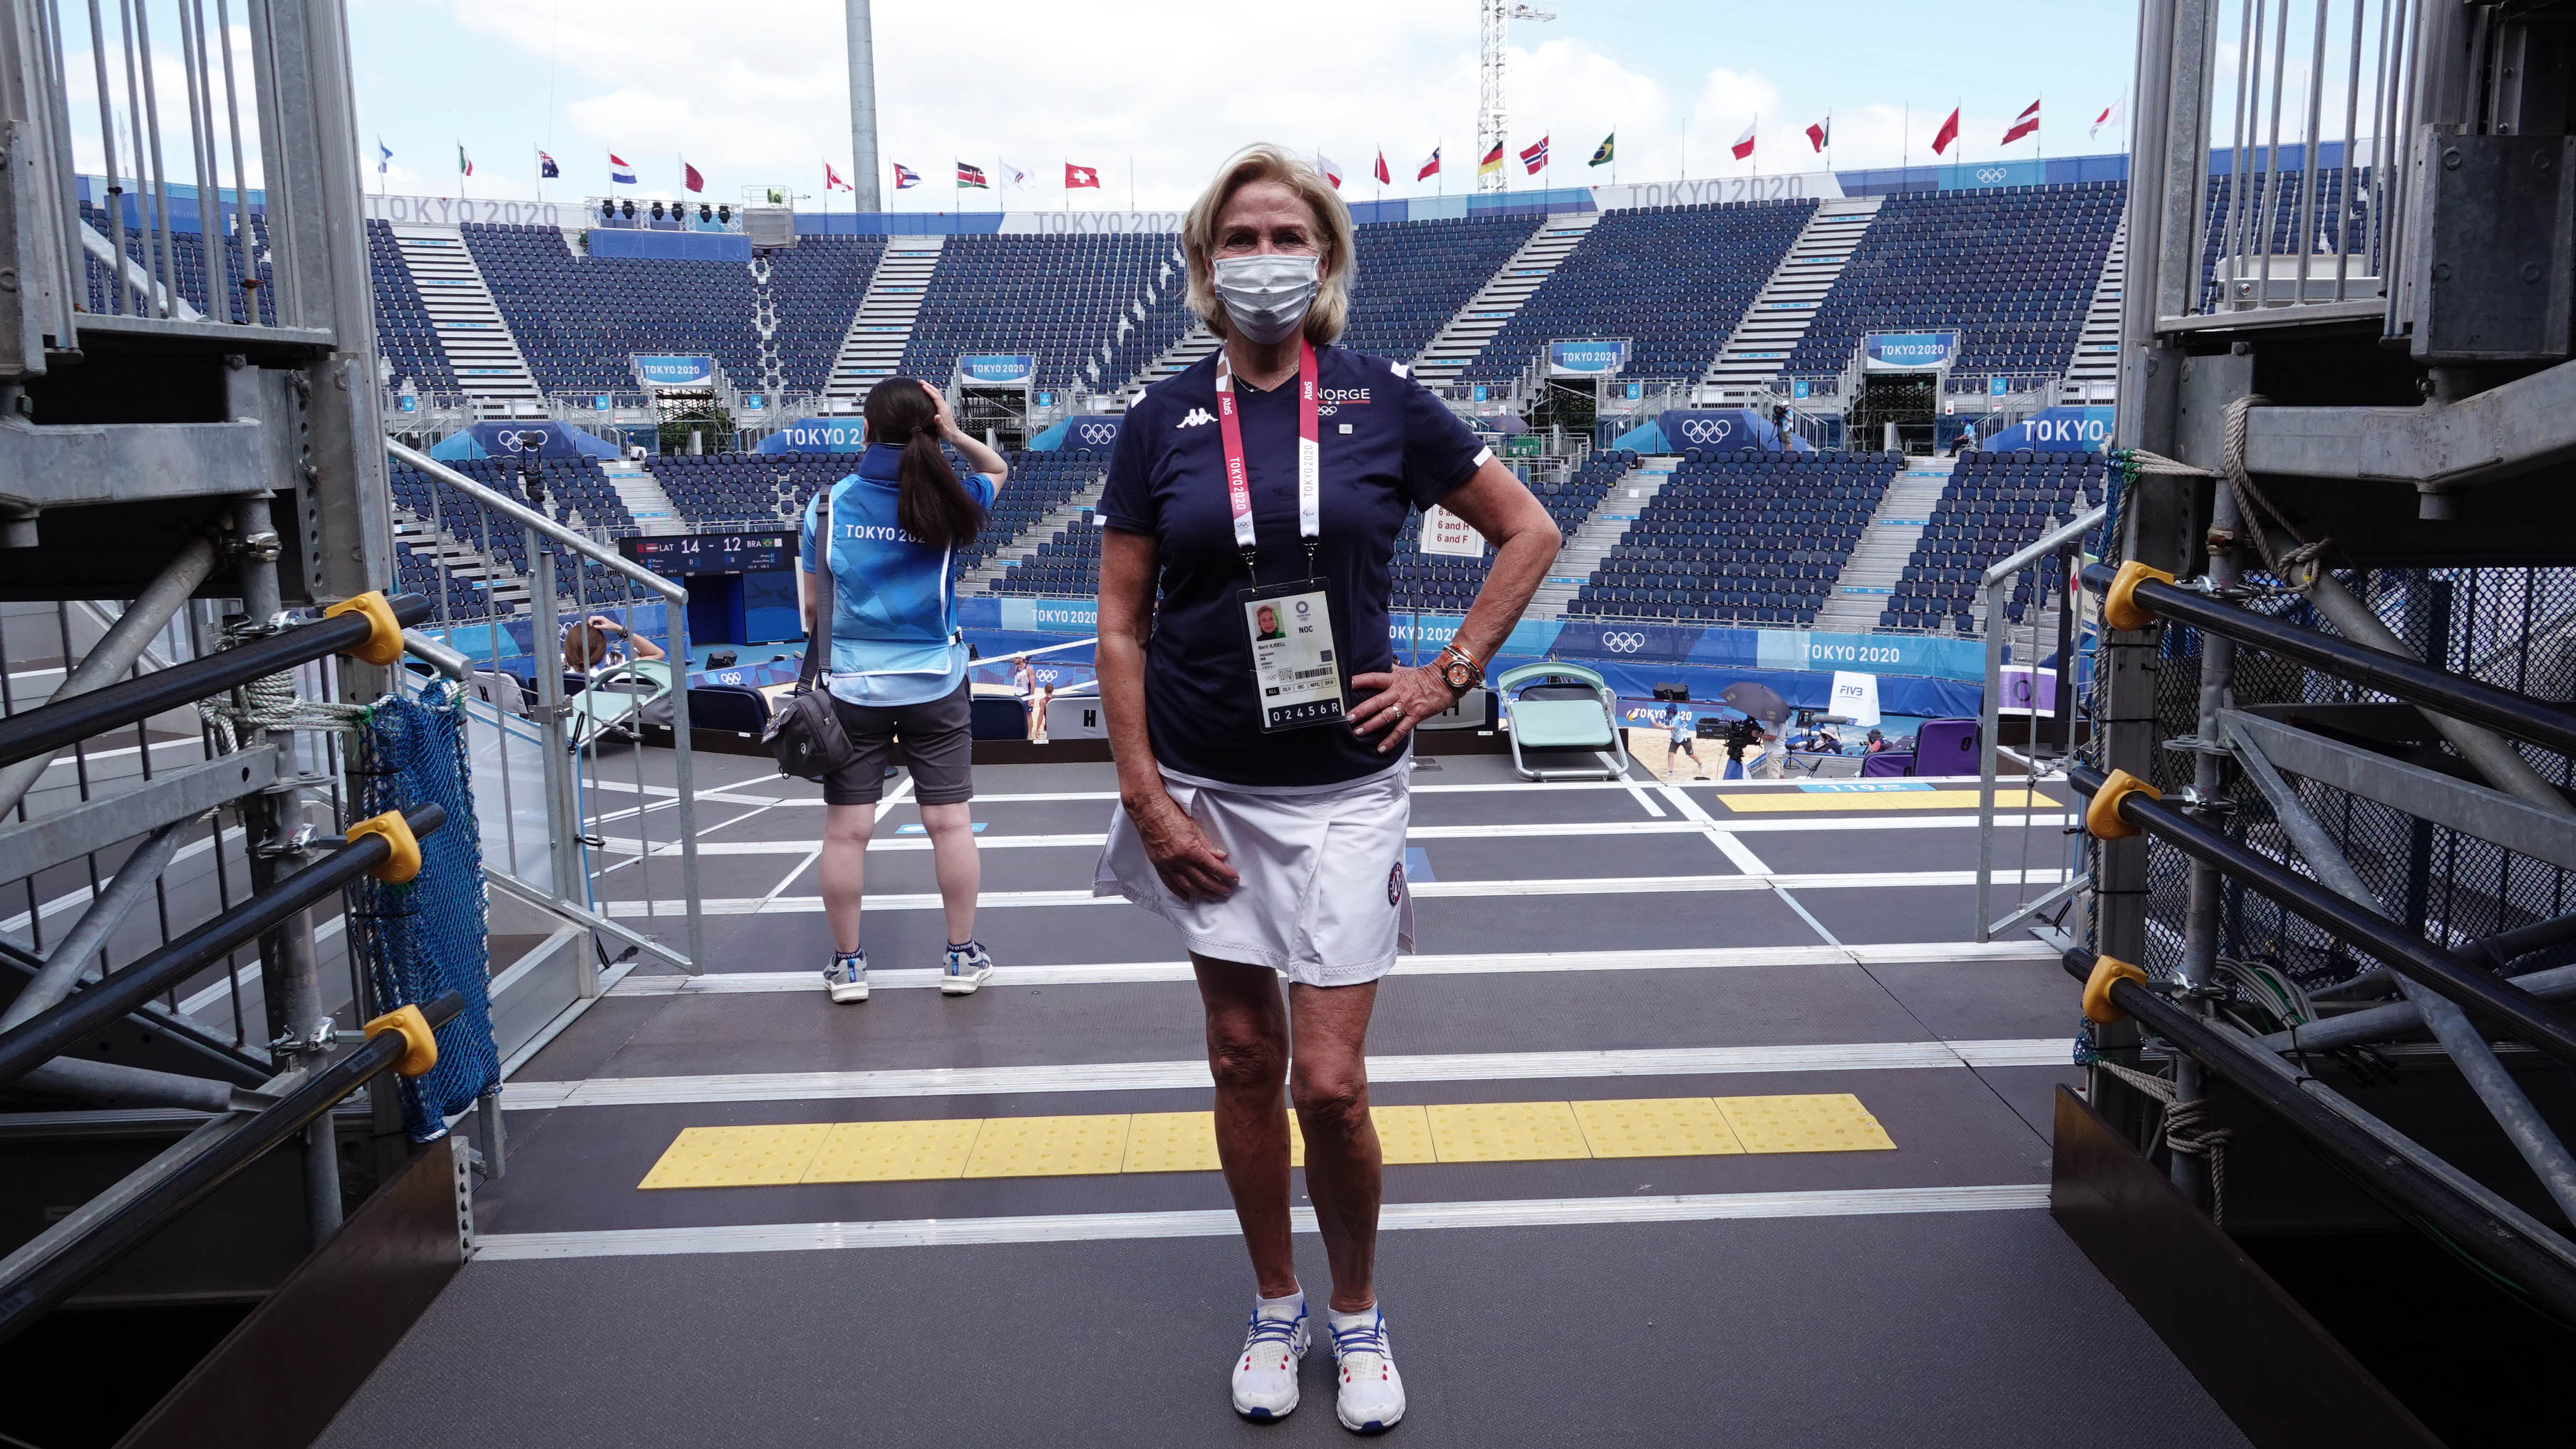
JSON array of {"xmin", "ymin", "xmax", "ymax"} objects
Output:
[
  {"xmin": 634, "ymin": 354, "xmax": 718, "ymax": 388},
  {"xmin": 1025, "ymin": 413, "xmax": 1126, "ymax": 452},
  {"xmin": 1658, "ymin": 409, "xmax": 1784, "ymax": 453},
  {"xmin": 1987, "ymin": 375, "xmax": 2010, "ymax": 396},
  {"xmin": 1547, "ymin": 339, "xmax": 1628, "ymax": 376},
  {"xmin": 753, "ymin": 417, "xmax": 869, "ymax": 453},
  {"xmin": 958, "ymin": 354, "xmax": 1035, "ymax": 385},
  {"xmin": 1980, "ymin": 406, "xmax": 2114, "ymax": 453},
  {"xmin": 1863, "ymin": 331, "xmax": 1960, "ymax": 371}
]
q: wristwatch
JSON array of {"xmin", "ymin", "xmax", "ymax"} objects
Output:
[{"xmin": 1436, "ymin": 642, "xmax": 1480, "ymax": 693}]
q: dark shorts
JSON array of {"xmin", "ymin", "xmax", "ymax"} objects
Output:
[
  {"xmin": 822, "ymin": 679, "xmax": 974, "ymax": 806},
  {"xmin": 1670, "ymin": 736, "xmax": 1698, "ymax": 753}
]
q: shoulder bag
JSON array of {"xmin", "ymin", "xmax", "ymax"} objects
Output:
[{"xmin": 762, "ymin": 488, "xmax": 858, "ymax": 780}]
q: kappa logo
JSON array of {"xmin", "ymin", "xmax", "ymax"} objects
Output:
[
  {"xmin": 1387, "ymin": 862, "xmax": 1405, "ymax": 905},
  {"xmin": 1677, "ymin": 418, "xmax": 1734, "ymax": 445},
  {"xmin": 1176, "ymin": 408, "xmax": 1216, "ymax": 429}
]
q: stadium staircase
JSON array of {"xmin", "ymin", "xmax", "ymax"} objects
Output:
[
  {"xmin": 1811, "ymin": 455, "xmax": 1955, "ymax": 631},
  {"xmin": 958, "ymin": 478, "xmax": 1110, "ymax": 596},
  {"xmin": 605, "ymin": 460, "xmax": 686, "ymax": 535},
  {"xmin": 1409, "ymin": 212, "xmax": 1602, "ymax": 386},
  {"xmin": 1526, "ymin": 455, "xmax": 1676, "ymax": 617},
  {"xmin": 2062, "ymin": 215, "xmax": 2126, "ymax": 400},
  {"xmin": 389, "ymin": 225, "xmax": 542, "ymax": 411},
  {"xmin": 388, "ymin": 512, "xmax": 533, "ymax": 612},
  {"xmin": 827, "ymin": 237, "xmax": 944, "ymax": 406},
  {"xmin": 1700, "ymin": 197, "xmax": 1883, "ymax": 401},
  {"xmin": 1121, "ymin": 324, "xmax": 1221, "ymax": 403}
]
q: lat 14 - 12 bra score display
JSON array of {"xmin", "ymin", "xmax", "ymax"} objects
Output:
[{"xmin": 618, "ymin": 531, "xmax": 797, "ymax": 577}]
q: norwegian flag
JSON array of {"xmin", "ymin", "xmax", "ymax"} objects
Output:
[
  {"xmin": 1805, "ymin": 117, "xmax": 1831, "ymax": 153},
  {"xmin": 1065, "ymin": 162, "xmax": 1100, "ymax": 189},
  {"xmin": 825, "ymin": 162, "xmax": 852, "ymax": 192},
  {"xmin": 1932, "ymin": 107, "xmax": 1961, "ymax": 155},
  {"xmin": 1417, "ymin": 146, "xmax": 1441, "ymax": 181},
  {"xmin": 1730, "ymin": 123, "xmax": 1756, "ymax": 161},
  {"xmin": 2002, "ymin": 99, "xmax": 2041, "ymax": 146},
  {"xmin": 1519, "ymin": 135, "xmax": 1548, "ymax": 173},
  {"xmin": 1373, "ymin": 148, "xmax": 1391, "ymax": 185}
]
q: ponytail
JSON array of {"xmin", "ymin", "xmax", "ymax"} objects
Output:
[{"xmin": 865, "ymin": 376, "xmax": 984, "ymax": 552}]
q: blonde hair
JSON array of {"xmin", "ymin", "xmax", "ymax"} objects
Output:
[{"xmin": 1181, "ymin": 144, "xmax": 1355, "ymax": 346}]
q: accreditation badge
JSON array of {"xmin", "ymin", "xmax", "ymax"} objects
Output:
[{"xmin": 1239, "ymin": 578, "xmax": 1345, "ymax": 731}]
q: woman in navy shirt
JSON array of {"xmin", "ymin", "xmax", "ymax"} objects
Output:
[{"xmin": 1092, "ymin": 144, "xmax": 1560, "ymax": 1433}]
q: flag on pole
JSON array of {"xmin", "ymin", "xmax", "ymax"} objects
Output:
[
  {"xmin": 1478, "ymin": 142, "xmax": 1505, "ymax": 178},
  {"xmin": 609, "ymin": 153, "xmax": 637, "ymax": 185},
  {"xmin": 956, "ymin": 161, "xmax": 988, "ymax": 188},
  {"xmin": 1805, "ymin": 117, "xmax": 1831, "ymax": 153},
  {"xmin": 1730, "ymin": 123, "xmax": 1756, "ymax": 161},
  {"xmin": 538, "ymin": 150, "xmax": 560, "ymax": 178},
  {"xmin": 1373, "ymin": 148, "xmax": 1392, "ymax": 185},
  {"xmin": 893, "ymin": 163, "xmax": 921, "ymax": 189},
  {"xmin": 2002, "ymin": 100, "xmax": 2041, "ymax": 145},
  {"xmin": 1065, "ymin": 162, "xmax": 1100, "ymax": 189},
  {"xmin": 1588, "ymin": 133, "xmax": 1614, "ymax": 167},
  {"xmin": 457, "ymin": 144, "xmax": 472, "ymax": 176},
  {"xmin": 1519, "ymin": 136, "xmax": 1548, "ymax": 174},
  {"xmin": 1931, "ymin": 108, "xmax": 1961, "ymax": 155},
  {"xmin": 683, "ymin": 160, "xmax": 705, "ymax": 192},
  {"xmin": 997, "ymin": 160, "xmax": 1031, "ymax": 190},
  {"xmin": 825, "ymin": 162, "xmax": 852, "ymax": 192},
  {"xmin": 2090, "ymin": 92, "xmax": 2126, "ymax": 139},
  {"xmin": 1417, "ymin": 147, "xmax": 1442, "ymax": 180},
  {"xmin": 377, "ymin": 138, "xmax": 392, "ymax": 174},
  {"xmin": 1318, "ymin": 154, "xmax": 1345, "ymax": 189}
]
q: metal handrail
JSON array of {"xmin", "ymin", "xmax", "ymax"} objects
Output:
[
  {"xmin": 1975, "ymin": 503, "xmax": 2106, "ymax": 942},
  {"xmin": 388, "ymin": 441, "xmax": 683, "ymax": 603}
]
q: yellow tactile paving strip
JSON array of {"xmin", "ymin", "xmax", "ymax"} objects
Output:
[
  {"xmin": 638, "ymin": 1093, "xmax": 1893, "ymax": 1190},
  {"xmin": 1712, "ymin": 788, "xmax": 2050, "ymax": 813}
]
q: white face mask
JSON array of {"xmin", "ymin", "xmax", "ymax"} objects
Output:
[{"xmin": 1211, "ymin": 252, "xmax": 1318, "ymax": 345}]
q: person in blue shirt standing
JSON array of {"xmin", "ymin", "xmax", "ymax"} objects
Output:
[
  {"xmin": 1092, "ymin": 144, "xmax": 1561, "ymax": 1433},
  {"xmin": 799, "ymin": 378, "xmax": 1008, "ymax": 1004}
]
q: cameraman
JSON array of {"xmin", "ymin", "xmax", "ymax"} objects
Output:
[{"xmin": 1714, "ymin": 710, "xmax": 1776, "ymax": 781}]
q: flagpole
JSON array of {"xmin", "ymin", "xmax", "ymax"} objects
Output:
[
  {"xmin": 1903, "ymin": 105, "xmax": 1910, "ymax": 175},
  {"xmin": 1752, "ymin": 114, "xmax": 1759, "ymax": 177}
]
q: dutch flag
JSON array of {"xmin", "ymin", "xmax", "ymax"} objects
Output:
[{"xmin": 609, "ymin": 153, "xmax": 636, "ymax": 185}]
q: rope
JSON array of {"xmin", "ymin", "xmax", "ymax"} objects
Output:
[
  {"xmin": 2114, "ymin": 397, "xmax": 2329, "ymax": 594},
  {"xmin": 200, "ymin": 669, "xmax": 369, "ymax": 753},
  {"xmin": 2091, "ymin": 1056, "xmax": 2238, "ymax": 1227}
]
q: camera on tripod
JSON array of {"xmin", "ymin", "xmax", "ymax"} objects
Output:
[{"xmin": 1696, "ymin": 711, "xmax": 1767, "ymax": 760}]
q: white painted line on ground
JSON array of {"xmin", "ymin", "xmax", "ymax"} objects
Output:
[
  {"xmin": 470, "ymin": 1182, "xmax": 2052, "ymax": 1261},
  {"xmin": 1600, "ymin": 753, "xmax": 1669, "ymax": 818},
  {"xmin": 606, "ymin": 939, "xmax": 2062, "ymax": 997},
  {"xmin": 500, "ymin": 1036, "xmax": 2070, "ymax": 1109}
]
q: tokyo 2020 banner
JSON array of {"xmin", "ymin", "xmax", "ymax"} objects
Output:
[
  {"xmin": 958, "ymin": 354, "xmax": 1035, "ymax": 385},
  {"xmin": 1862, "ymin": 331, "xmax": 1960, "ymax": 371},
  {"xmin": 1548, "ymin": 340, "xmax": 1628, "ymax": 376}
]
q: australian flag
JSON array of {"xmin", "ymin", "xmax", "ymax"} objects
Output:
[{"xmin": 538, "ymin": 150, "xmax": 559, "ymax": 179}]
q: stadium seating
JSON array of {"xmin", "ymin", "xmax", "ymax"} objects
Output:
[
  {"xmin": 1784, "ymin": 183, "xmax": 2123, "ymax": 386},
  {"xmin": 1340, "ymin": 215, "xmax": 1539, "ymax": 361},
  {"xmin": 79, "ymin": 202, "xmax": 277, "ymax": 326},
  {"xmin": 365, "ymin": 220, "xmax": 461, "ymax": 396},
  {"xmin": 460, "ymin": 224, "xmax": 881, "ymax": 396},
  {"xmin": 2197, "ymin": 167, "xmax": 2373, "ymax": 309},
  {"xmin": 991, "ymin": 511, "xmax": 1106, "ymax": 598},
  {"xmin": 650, "ymin": 453, "xmax": 844, "ymax": 528},
  {"xmin": 1877, "ymin": 450, "xmax": 2107, "ymax": 631},
  {"xmin": 960, "ymin": 451, "xmax": 1107, "ymax": 574},
  {"xmin": 1463, "ymin": 201, "xmax": 1816, "ymax": 383},
  {"xmin": 899, "ymin": 234, "xmax": 1191, "ymax": 391},
  {"xmin": 1567, "ymin": 450, "xmax": 1898, "ymax": 625}
]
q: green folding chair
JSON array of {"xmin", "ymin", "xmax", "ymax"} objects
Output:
[
  {"xmin": 567, "ymin": 659, "xmax": 674, "ymax": 751},
  {"xmin": 1496, "ymin": 661, "xmax": 1630, "ymax": 782}
]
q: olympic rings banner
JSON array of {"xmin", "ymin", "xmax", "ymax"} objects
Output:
[
  {"xmin": 1657, "ymin": 409, "xmax": 1785, "ymax": 453},
  {"xmin": 1063, "ymin": 416, "xmax": 1124, "ymax": 450}
]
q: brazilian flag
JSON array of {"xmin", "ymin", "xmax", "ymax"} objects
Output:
[{"xmin": 1589, "ymin": 133, "xmax": 1615, "ymax": 167}]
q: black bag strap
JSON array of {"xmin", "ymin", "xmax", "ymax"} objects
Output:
[{"xmin": 798, "ymin": 485, "xmax": 834, "ymax": 696}]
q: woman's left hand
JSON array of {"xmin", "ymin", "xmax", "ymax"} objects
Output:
[
  {"xmin": 1348, "ymin": 664, "xmax": 1458, "ymax": 753},
  {"xmin": 920, "ymin": 381, "xmax": 959, "ymax": 438}
]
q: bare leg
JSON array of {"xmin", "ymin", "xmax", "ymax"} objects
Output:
[
  {"xmin": 817, "ymin": 803, "xmax": 874, "ymax": 955},
  {"xmin": 1194, "ymin": 956, "xmax": 1296, "ymax": 1298},
  {"xmin": 1289, "ymin": 979, "xmax": 1384, "ymax": 1313},
  {"xmin": 919, "ymin": 800, "xmax": 981, "ymax": 944}
]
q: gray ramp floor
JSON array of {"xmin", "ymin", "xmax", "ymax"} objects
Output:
[{"xmin": 321, "ymin": 753, "xmax": 2238, "ymax": 1445}]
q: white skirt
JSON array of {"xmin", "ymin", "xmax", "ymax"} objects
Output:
[{"xmin": 1094, "ymin": 765, "xmax": 1414, "ymax": 986}]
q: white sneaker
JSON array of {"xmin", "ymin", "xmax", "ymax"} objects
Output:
[
  {"xmin": 823, "ymin": 949, "xmax": 868, "ymax": 1004},
  {"xmin": 1329, "ymin": 1306, "xmax": 1405, "ymax": 1433},
  {"xmin": 1231, "ymin": 1297, "xmax": 1308, "ymax": 1420},
  {"xmin": 940, "ymin": 940, "xmax": 995, "ymax": 996}
]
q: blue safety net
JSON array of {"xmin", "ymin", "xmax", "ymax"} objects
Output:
[{"xmin": 349, "ymin": 680, "xmax": 499, "ymax": 1140}]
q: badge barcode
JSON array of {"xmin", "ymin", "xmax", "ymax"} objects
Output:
[{"xmin": 1290, "ymin": 668, "xmax": 1334, "ymax": 681}]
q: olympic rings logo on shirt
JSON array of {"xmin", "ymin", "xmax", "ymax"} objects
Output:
[
  {"xmin": 1599, "ymin": 631, "xmax": 1648, "ymax": 654},
  {"xmin": 1677, "ymin": 418, "xmax": 1734, "ymax": 445}
]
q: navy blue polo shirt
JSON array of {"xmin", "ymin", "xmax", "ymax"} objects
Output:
[{"xmin": 1099, "ymin": 345, "xmax": 1491, "ymax": 788}]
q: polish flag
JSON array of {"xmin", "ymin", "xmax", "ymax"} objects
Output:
[
  {"xmin": 1373, "ymin": 148, "xmax": 1392, "ymax": 185},
  {"xmin": 1417, "ymin": 146, "xmax": 1442, "ymax": 181},
  {"xmin": 1805, "ymin": 117, "xmax": 1830, "ymax": 153},
  {"xmin": 683, "ymin": 160, "xmax": 705, "ymax": 193},
  {"xmin": 609, "ymin": 153, "xmax": 636, "ymax": 185},
  {"xmin": 2002, "ymin": 100, "xmax": 2041, "ymax": 146},
  {"xmin": 1065, "ymin": 163, "xmax": 1100, "ymax": 189},
  {"xmin": 1318, "ymin": 154, "xmax": 1345, "ymax": 190},
  {"xmin": 1730, "ymin": 123, "xmax": 1756, "ymax": 161},
  {"xmin": 1932, "ymin": 107, "xmax": 1961, "ymax": 155}
]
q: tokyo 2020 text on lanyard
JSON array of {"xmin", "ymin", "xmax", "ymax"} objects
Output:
[{"xmin": 1215, "ymin": 339, "xmax": 1345, "ymax": 733}]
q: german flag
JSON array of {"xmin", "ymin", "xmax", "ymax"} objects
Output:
[{"xmin": 1478, "ymin": 141, "xmax": 1505, "ymax": 177}]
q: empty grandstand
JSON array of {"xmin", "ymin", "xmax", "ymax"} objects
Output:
[
  {"xmin": 1876, "ymin": 450, "xmax": 2106, "ymax": 631},
  {"xmin": 1340, "ymin": 213, "xmax": 1540, "ymax": 361},
  {"xmin": 896, "ymin": 233, "xmax": 1192, "ymax": 392},
  {"xmin": 1567, "ymin": 450, "xmax": 1898, "ymax": 624}
]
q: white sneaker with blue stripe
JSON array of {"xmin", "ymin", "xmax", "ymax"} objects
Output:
[
  {"xmin": 939, "ymin": 939, "xmax": 994, "ymax": 996},
  {"xmin": 1231, "ymin": 1295, "xmax": 1308, "ymax": 1420},
  {"xmin": 1330, "ymin": 1306, "xmax": 1405, "ymax": 1433},
  {"xmin": 823, "ymin": 948, "xmax": 868, "ymax": 1004}
]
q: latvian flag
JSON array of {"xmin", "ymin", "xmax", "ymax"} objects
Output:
[
  {"xmin": 957, "ymin": 161, "xmax": 989, "ymax": 189},
  {"xmin": 1478, "ymin": 142, "xmax": 1505, "ymax": 177},
  {"xmin": 609, "ymin": 153, "xmax": 636, "ymax": 185},
  {"xmin": 2002, "ymin": 99, "xmax": 2040, "ymax": 145},
  {"xmin": 892, "ymin": 163, "xmax": 922, "ymax": 190},
  {"xmin": 1519, "ymin": 135, "xmax": 1548, "ymax": 174}
]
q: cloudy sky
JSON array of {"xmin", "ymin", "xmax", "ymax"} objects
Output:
[{"xmin": 344, "ymin": 0, "xmax": 2138, "ymax": 208}]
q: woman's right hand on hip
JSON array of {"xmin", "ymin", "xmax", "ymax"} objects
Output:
[{"xmin": 1129, "ymin": 791, "xmax": 1238, "ymax": 902}]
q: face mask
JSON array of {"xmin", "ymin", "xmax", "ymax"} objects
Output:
[{"xmin": 1211, "ymin": 252, "xmax": 1318, "ymax": 345}]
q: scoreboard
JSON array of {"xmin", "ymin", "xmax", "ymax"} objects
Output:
[{"xmin": 619, "ymin": 530, "xmax": 798, "ymax": 577}]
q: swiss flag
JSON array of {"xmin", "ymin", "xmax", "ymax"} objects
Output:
[
  {"xmin": 1931, "ymin": 107, "xmax": 1961, "ymax": 155},
  {"xmin": 1373, "ymin": 148, "xmax": 1391, "ymax": 185},
  {"xmin": 1065, "ymin": 163, "xmax": 1100, "ymax": 189},
  {"xmin": 2002, "ymin": 99, "xmax": 2040, "ymax": 145},
  {"xmin": 683, "ymin": 160, "xmax": 705, "ymax": 192},
  {"xmin": 1730, "ymin": 123, "xmax": 1756, "ymax": 161}
]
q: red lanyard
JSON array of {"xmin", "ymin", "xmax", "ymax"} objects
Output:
[{"xmin": 1214, "ymin": 338, "xmax": 1321, "ymax": 576}]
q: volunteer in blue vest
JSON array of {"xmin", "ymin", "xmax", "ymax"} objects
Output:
[
  {"xmin": 1093, "ymin": 144, "xmax": 1561, "ymax": 1433},
  {"xmin": 800, "ymin": 378, "xmax": 1008, "ymax": 1003}
]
